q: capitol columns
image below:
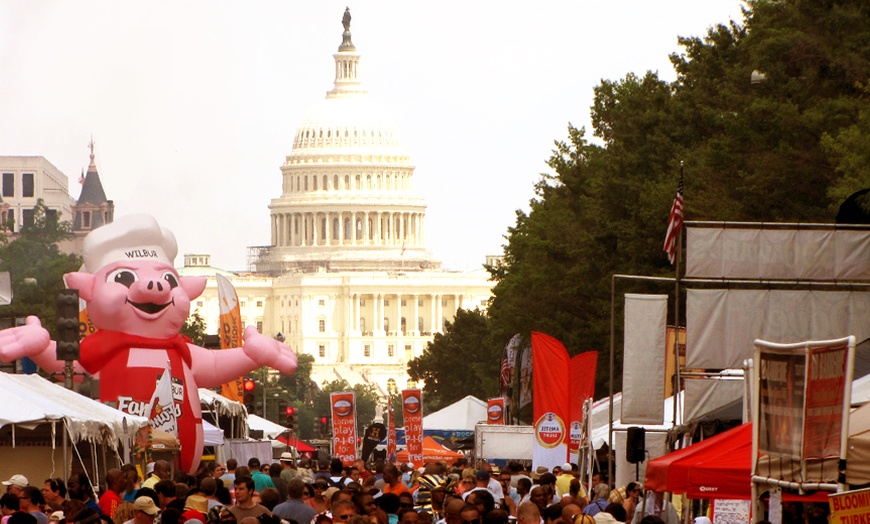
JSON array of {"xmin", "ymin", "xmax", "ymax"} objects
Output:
[{"xmin": 412, "ymin": 294, "xmax": 419, "ymax": 335}]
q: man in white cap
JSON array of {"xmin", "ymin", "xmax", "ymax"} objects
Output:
[
  {"xmin": 279, "ymin": 452, "xmax": 298, "ymax": 483},
  {"xmin": 2, "ymin": 475, "xmax": 28, "ymax": 496},
  {"xmin": 128, "ymin": 496, "xmax": 160, "ymax": 524},
  {"xmin": 556, "ymin": 462, "xmax": 586, "ymax": 505}
]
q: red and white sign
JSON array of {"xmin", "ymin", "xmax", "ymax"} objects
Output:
[
  {"xmin": 402, "ymin": 389, "xmax": 424, "ymax": 468},
  {"xmin": 487, "ymin": 398, "xmax": 505, "ymax": 425},
  {"xmin": 532, "ymin": 332, "xmax": 570, "ymax": 469},
  {"xmin": 330, "ymin": 392, "xmax": 358, "ymax": 465}
]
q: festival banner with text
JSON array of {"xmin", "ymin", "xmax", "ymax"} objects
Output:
[
  {"xmin": 569, "ymin": 351, "xmax": 598, "ymax": 461},
  {"xmin": 402, "ymin": 389, "xmax": 424, "ymax": 468},
  {"xmin": 804, "ymin": 343, "xmax": 848, "ymax": 459},
  {"xmin": 217, "ymin": 274, "xmax": 245, "ymax": 402},
  {"xmin": 330, "ymin": 392, "xmax": 358, "ymax": 465},
  {"xmin": 532, "ymin": 331, "xmax": 570, "ymax": 469},
  {"xmin": 487, "ymin": 398, "xmax": 505, "ymax": 425}
]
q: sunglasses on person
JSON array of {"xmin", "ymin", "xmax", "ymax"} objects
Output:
[{"xmin": 315, "ymin": 484, "xmax": 328, "ymax": 489}]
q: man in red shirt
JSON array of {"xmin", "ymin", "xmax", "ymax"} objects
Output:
[
  {"xmin": 382, "ymin": 465, "xmax": 409, "ymax": 496},
  {"xmin": 99, "ymin": 469, "xmax": 126, "ymax": 519}
]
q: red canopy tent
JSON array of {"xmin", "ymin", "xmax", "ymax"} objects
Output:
[
  {"xmin": 645, "ymin": 423, "xmax": 827, "ymax": 502},
  {"xmin": 275, "ymin": 435, "xmax": 316, "ymax": 452},
  {"xmin": 396, "ymin": 436, "xmax": 463, "ymax": 463}
]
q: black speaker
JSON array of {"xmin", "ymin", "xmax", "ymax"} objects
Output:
[{"xmin": 626, "ymin": 426, "xmax": 645, "ymax": 464}]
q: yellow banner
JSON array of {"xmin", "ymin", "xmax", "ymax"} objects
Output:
[
  {"xmin": 216, "ymin": 274, "xmax": 244, "ymax": 402},
  {"xmin": 829, "ymin": 487, "xmax": 870, "ymax": 524}
]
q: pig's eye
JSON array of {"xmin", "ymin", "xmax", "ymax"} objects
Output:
[
  {"xmin": 107, "ymin": 269, "xmax": 138, "ymax": 288},
  {"xmin": 163, "ymin": 272, "xmax": 179, "ymax": 289}
]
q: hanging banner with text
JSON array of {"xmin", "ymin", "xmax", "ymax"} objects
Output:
[
  {"xmin": 402, "ymin": 389, "xmax": 424, "ymax": 468},
  {"xmin": 569, "ymin": 351, "xmax": 598, "ymax": 461},
  {"xmin": 330, "ymin": 391, "xmax": 358, "ymax": 465},
  {"xmin": 487, "ymin": 398, "xmax": 505, "ymax": 424},
  {"xmin": 532, "ymin": 331, "xmax": 570, "ymax": 470},
  {"xmin": 217, "ymin": 274, "xmax": 245, "ymax": 402},
  {"xmin": 754, "ymin": 336, "xmax": 854, "ymax": 484}
]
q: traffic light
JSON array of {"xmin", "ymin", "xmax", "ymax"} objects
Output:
[
  {"xmin": 285, "ymin": 406, "xmax": 297, "ymax": 434},
  {"xmin": 56, "ymin": 289, "xmax": 80, "ymax": 360},
  {"xmin": 243, "ymin": 379, "xmax": 257, "ymax": 415},
  {"xmin": 320, "ymin": 416, "xmax": 330, "ymax": 437}
]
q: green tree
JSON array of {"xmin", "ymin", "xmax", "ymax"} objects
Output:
[
  {"xmin": 407, "ymin": 308, "xmax": 500, "ymax": 411},
  {"xmin": 180, "ymin": 311, "xmax": 207, "ymax": 346},
  {"xmin": 0, "ymin": 200, "xmax": 81, "ymax": 339},
  {"xmin": 486, "ymin": 0, "xmax": 870, "ymax": 398}
]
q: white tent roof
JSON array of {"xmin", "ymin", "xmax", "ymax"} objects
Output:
[
  {"xmin": 199, "ymin": 388, "xmax": 247, "ymax": 417},
  {"xmin": 203, "ymin": 419, "xmax": 225, "ymax": 446},
  {"xmin": 247, "ymin": 414, "xmax": 288, "ymax": 439},
  {"xmin": 0, "ymin": 373, "xmax": 149, "ymax": 449},
  {"xmin": 423, "ymin": 395, "xmax": 487, "ymax": 431}
]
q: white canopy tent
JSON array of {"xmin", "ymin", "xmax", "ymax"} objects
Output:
[
  {"xmin": 0, "ymin": 372, "xmax": 150, "ymax": 485},
  {"xmin": 423, "ymin": 395, "xmax": 487, "ymax": 430},
  {"xmin": 0, "ymin": 373, "xmax": 149, "ymax": 446},
  {"xmin": 247, "ymin": 414, "xmax": 288, "ymax": 439}
]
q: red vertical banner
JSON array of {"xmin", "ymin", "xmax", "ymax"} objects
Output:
[
  {"xmin": 217, "ymin": 274, "xmax": 245, "ymax": 402},
  {"xmin": 330, "ymin": 392, "xmax": 358, "ymax": 465},
  {"xmin": 804, "ymin": 343, "xmax": 847, "ymax": 459},
  {"xmin": 388, "ymin": 399, "xmax": 397, "ymax": 461},
  {"xmin": 402, "ymin": 389, "xmax": 424, "ymax": 468},
  {"xmin": 531, "ymin": 331, "xmax": 570, "ymax": 470},
  {"xmin": 568, "ymin": 351, "xmax": 598, "ymax": 460},
  {"xmin": 487, "ymin": 398, "xmax": 505, "ymax": 424}
]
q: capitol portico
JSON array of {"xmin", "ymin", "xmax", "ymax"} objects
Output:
[{"xmin": 182, "ymin": 9, "xmax": 494, "ymax": 395}]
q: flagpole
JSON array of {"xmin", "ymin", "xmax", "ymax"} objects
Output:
[{"xmin": 672, "ymin": 162, "xmax": 683, "ymax": 428}]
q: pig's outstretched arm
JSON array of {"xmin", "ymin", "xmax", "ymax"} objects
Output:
[
  {"xmin": 0, "ymin": 316, "xmax": 70, "ymax": 373},
  {"xmin": 188, "ymin": 326, "xmax": 298, "ymax": 387}
]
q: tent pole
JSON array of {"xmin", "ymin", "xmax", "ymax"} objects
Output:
[{"xmin": 62, "ymin": 421, "xmax": 68, "ymax": 485}]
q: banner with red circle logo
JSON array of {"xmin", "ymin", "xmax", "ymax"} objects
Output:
[
  {"xmin": 487, "ymin": 398, "xmax": 505, "ymax": 424},
  {"xmin": 569, "ymin": 351, "xmax": 598, "ymax": 460},
  {"xmin": 402, "ymin": 389, "xmax": 424, "ymax": 468},
  {"xmin": 330, "ymin": 392, "xmax": 358, "ymax": 465},
  {"xmin": 532, "ymin": 331, "xmax": 570, "ymax": 470}
]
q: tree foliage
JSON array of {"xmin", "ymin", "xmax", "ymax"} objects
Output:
[
  {"xmin": 0, "ymin": 200, "xmax": 81, "ymax": 338},
  {"xmin": 407, "ymin": 308, "xmax": 500, "ymax": 411},
  {"xmin": 485, "ymin": 0, "xmax": 870, "ymax": 397}
]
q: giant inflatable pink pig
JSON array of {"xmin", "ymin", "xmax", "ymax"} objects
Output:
[{"xmin": 0, "ymin": 214, "xmax": 297, "ymax": 473}]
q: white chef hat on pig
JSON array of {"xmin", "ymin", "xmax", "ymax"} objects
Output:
[{"xmin": 82, "ymin": 214, "xmax": 178, "ymax": 273}]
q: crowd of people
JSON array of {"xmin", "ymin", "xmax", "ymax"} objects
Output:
[
  {"xmin": 1, "ymin": 453, "xmax": 837, "ymax": 524},
  {"xmin": 0, "ymin": 457, "xmax": 662, "ymax": 524}
]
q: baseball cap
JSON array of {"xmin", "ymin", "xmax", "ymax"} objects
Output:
[
  {"xmin": 134, "ymin": 496, "xmax": 160, "ymax": 516},
  {"xmin": 2, "ymin": 474, "xmax": 28, "ymax": 487},
  {"xmin": 561, "ymin": 462, "xmax": 572, "ymax": 472}
]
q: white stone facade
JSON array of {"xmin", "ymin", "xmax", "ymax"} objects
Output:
[{"xmin": 180, "ymin": 12, "xmax": 495, "ymax": 395}]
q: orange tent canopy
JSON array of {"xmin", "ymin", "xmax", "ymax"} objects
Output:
[{"xmin": 397, "ymin": 436, "xmax": 463, "ymax": 464}]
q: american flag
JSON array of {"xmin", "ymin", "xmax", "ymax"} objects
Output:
[
  {"xmin": 499, "ymin": 334, "xmax": 521, "ymax": 393},
  {"xmin": 500, "ymin": 356, "xmax": 512, "ymax": 392},
  {"xmin": 663, "ymin": 177, "xmax": 684, "ymax": 265}
]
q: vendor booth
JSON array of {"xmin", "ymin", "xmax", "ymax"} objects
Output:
[
  {"xmin": 0, "ymin": 373, "xmax": 149, "ymax": 483},
  {"xmin": 645, "ymin": 402, "xmax": 870, "ymax": 502}
]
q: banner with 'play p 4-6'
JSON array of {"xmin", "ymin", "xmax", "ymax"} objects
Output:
[
  {"xmin": 330, "ymin": 391, "xmax": 358, "ymax": 465},
  {"xmin": 402, "ymin": 389, "xmax": 424, "ymax": 468}
]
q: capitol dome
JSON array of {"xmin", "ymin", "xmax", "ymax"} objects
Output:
[
  {"xmin": 256, "ymin": 9, "xmax": 437, "ymax": 275},
  {"xmin": 290, "ymin": 95, "xmax": 410, "ymax": 163}
]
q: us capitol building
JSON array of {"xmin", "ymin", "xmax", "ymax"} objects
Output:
[{"xmin": 181, "ymin": 10, "xmax": 496, "ymax": 394}]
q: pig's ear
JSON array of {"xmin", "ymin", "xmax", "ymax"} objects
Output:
[
  {"xmin": 64, "ymin": 272, "xmax": 96, "ymax": 301},
  {"xmin": 180, "ymin": 276, "xmax": 207, "ymax": 300}
]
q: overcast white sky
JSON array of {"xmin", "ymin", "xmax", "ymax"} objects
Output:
[{"xmin": 0, "ymin": 1, "xmax": 745, "ymax": 272}]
